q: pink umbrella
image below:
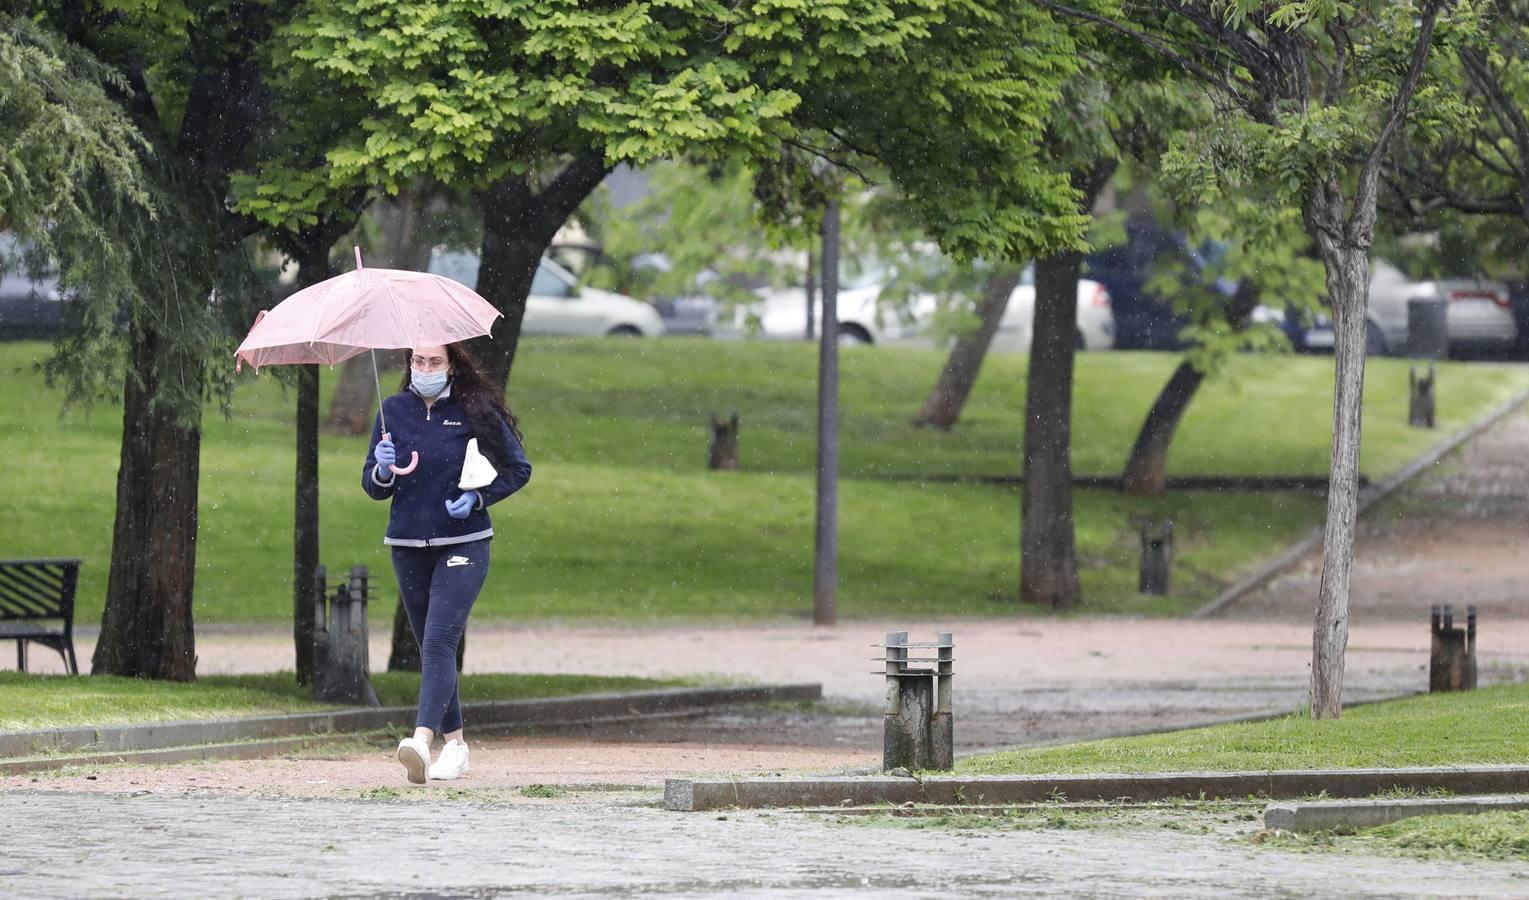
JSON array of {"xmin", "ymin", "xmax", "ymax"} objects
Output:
[{"xmin": 235, "ymin": 247, "xmax": 501, "ymax": 475}]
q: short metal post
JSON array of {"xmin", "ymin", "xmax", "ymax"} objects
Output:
[
  {"xmin": 1466, "ymin": 605, "xmax": 1479, "ymax": 690},
  {"xmin": 884, "ymin": 632, "xmax": 907, "ymax": 716},
  {"xmin": 1409, "ymin": 365, "xmax": 1437, "ymax": 429},
  {"xmin": 1430, "ymin": 604, "xmax": 1476, "ymax": 693},
  {"xmin": 1139, "ymin": 521, "xmax": 1174, "ymax": 595},
  {"xmin": 881, "ymin": 631, "xmax": 954, "ymax": 773},
  {"xmin": 931, "ymin": 632, "xmax": 954, "ymax": 771}
]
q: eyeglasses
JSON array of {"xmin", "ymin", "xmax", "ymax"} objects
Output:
[{"xmin": 410, "ymin": 354, "xmax": 449, "ymax": 373}]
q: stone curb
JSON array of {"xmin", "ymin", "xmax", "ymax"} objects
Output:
[
  {"xmin": 1264, "ymin": 794, "xmax": 1529, "ymax": 832},
  {"xmin": 0, "ymin": 683, "xmax": 822, "ymax": 760},
  {"xmin": 1192, "ymin": 383, "xmax": 1529, "ymax": 618},
  {"xmin": 663, "ymin": 765, "xmax": 1529, "ymax": 811},
  {"xmin": 0, "ymin": 735, "xmax": 344, "ymax": 775}
]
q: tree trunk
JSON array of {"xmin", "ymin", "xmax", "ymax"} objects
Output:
[
  {"xmin": 92, "ymin": 321, "xmax": 202, "ymax": 680},
  {"xmin": 1120, "ymin": 362, "xmax": 1204, "ymax": 496},
  {"xmin": 1019, "ymin": 250, "xmax": 1085, "ymax": 608},
  {"xmin": 472, "ymin": 214, "xmax": 545, "ymax": 389},
  {"xmin": 1309, "ymin": 235, "xmax": 1371, "ymax": 720},
  {"xmin": 1019, "ymin": 160, "xmax": 1114, "ymax": 609},
  {"xmin": 470, "ymin": 156, "xmax": 612, "ymax": 390},
  {"xmin": 1120, "ymin": 282, "xmax": 1261, "ymax": 495},
  {"xmin": 325, "ymin": 191, "xmax": 432, "ymax": 436},
  {"xmin": 913, "ymin": 265, "xmax": 1025, "ymax": 429},
  {"xmin": 292, "ymin": 253, "xmax": 331, "ymax": 685}
]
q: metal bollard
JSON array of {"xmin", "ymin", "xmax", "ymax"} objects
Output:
[
  {"xmin": 1410, "ymin": 365, "xmax": 1436, "ymax": 429},
  {"xmin": 879, "ymin": 632, "xmax": 954, "ymax": 772},
  {"xmin": 1139, "ymin": 521, "xmax": 1174, "ymax": 596},
  {"xmin": 708, "ymin": 411, "xmax": 740, "ymax": 470},
  {"xmin": 1429, "ymin": 604, "xmax": 1478, "ymax": 693},
  {"xmin": 312, "ymin": 564, "xmax": 381, "ymax": 706}
]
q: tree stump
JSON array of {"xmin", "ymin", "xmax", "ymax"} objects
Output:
[
  {"xmin": 1410, "ymin": 365, "xmax": 1436, "ymax": 429},
  {"xmin": 708, "ymin": 412, "xmax": 740, "ymax": 470},
  {"xmin": 1139, "ymin": 521, "xmax": 1174, "ymax": 596}
]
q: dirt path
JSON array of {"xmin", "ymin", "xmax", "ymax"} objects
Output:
[{"xmin": 1225, "ymin": 404, "xmax": 1529, "ymax": 622}]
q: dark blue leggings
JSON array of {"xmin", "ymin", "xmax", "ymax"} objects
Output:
[{"xmin": 391, "ymin": 540, "xmax": 491, "ymax": 734}]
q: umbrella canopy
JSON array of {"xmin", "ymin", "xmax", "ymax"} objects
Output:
[
  {"xmin": 235, "ymin": 249, "xmax": 501, "ymax": 372},
  {"xmin": 234, "ymin": 248, "xmax": 502, "ymax": 476}
]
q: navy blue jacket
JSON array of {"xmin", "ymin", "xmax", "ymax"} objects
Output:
[{"xmin": 361, "ymin": 386, "xmax": 532, "ymax": 547}]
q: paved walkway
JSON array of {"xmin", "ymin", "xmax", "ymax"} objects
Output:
[
  {"xmin": 1226, "ymin": 404, "xmax": 1529, "ymax": 622},
  {"xmin": 4, "ymin": 790, "xmax": 1526, "ymax": 898}
]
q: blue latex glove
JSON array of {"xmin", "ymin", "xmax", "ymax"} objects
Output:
[
  {"xmin": 444, "ymin": 492, "xmax": 479, "ymax": 519},
  {"xmin": 374, "ymin": 439, "xmax": 397, "ymax": 469}
]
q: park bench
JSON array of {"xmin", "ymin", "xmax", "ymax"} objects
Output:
[{"xmin": 0, "ymin": 559, "xmax": 81, "ymax": 674}]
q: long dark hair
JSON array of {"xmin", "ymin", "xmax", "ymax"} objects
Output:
[{"xmin": 399, "ymin": 345, "xmax": 524, "ymax": 471}]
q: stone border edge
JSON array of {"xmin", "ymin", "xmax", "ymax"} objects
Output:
[
  {"xmin": 0, "ymin": 682, "xmax": 822, "ymax": 761},
  {"xmin": 1264, "ymin": 793, "xmax": 1529, "ymax": 832},
  {"xmin": 663, "ymin": 765, "xmax": 1529, "ymax": 812},
  {"xmin": 1191, "ymin": 383, "xmax": 1529, "ymax": 618}
]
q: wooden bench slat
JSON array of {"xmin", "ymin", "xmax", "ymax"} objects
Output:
[
  {"xmin": 0, "ymin": 575, "xmax": 63, "ymax": 618},
  {"xmin": 0, "ymin": 563, "xmax": 66, "ymax": 595}
]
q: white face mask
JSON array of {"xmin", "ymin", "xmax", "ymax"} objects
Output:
[{"xmin": 411, "ymin": 368, "xmax": 449, "ymax": 398}]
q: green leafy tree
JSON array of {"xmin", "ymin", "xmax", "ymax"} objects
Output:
[
  {"xmin": 1053, "ymin": 0, "xmax": 1470, "ymax": 715},
  {"xmin": 255, "ymin": 0, "xmax": 1093, "ymax": 387},
  {"xmin": 19, "ymin": 2, "xmax": 297, "ymax": 680},
  {"xmin": 1120, "ymin": 189, "xmax": 1328, "ymax": 495}
]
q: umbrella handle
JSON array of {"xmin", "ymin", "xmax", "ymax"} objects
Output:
[{"xmin": 382, "ymin": 432, "xmax": 419, "ymax": 475}]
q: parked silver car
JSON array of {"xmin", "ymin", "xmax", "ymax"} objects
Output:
[
  {"xmin": 1298, "ymin": 259, "xmax": 1516, "ymax": 355},
  {"xmin": 428, "ymin": 250, "xmax": 664, "ymax": 337}
]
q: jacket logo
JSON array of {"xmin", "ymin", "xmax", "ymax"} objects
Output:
[
  {"xmin": 442, "ymin": 419, "xmax": 464, "ymax": 426},
  {"xmin": 446, "ymin": 556, "xmax": 472, "ymax": 567}
]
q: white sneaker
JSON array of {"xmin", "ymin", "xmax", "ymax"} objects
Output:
[
  {"xmin": 429, "ymin": 739, "xmax": 470, "ymax": 781},
  {"xmin": 396, "ymin": 736, "xmax": 431, "ymax": 785}
]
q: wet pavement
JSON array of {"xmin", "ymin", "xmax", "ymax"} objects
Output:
[{"xmin": 5, "ymin": 789, "xmax": 1528, "ymax": 898}]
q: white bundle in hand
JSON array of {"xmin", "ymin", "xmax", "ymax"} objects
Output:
[{"xmin": 459, "ymin": 438, "xmax": 498, "ymax": 490}]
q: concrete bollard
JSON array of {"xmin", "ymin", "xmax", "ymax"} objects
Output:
[
  {"xmin": 1410, "ymin": 365, "xmax": 1436, "ymax": 429},
  {"xmin": 1429, "ymin": 604, "xmax": 1478, "ymax": 693},
  {"xmin": 881, "ymin": 631, "xmax": 954, "ymax": 772},
  {"xmin": 313, "ymin": 564, "xmax": 381, "ymax": 706},
  {"xmin": 1139, "ymin": 521, "xmax": 1174, "ymax": 596}
]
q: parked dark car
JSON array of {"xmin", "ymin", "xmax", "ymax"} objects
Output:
[
  {"xmin": 0, "ymin": 235, "xmax": 70, "ymax": 340},
  {"xmin": 1082, "ymin": 215, "xmax": 1234, "ymax": 351}
]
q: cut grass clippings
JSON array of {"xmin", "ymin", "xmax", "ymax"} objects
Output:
[
  {"xmin": 1256, "ymin": 810, "xmax": 1529, "ymax": 863},
  {"xmin": 960, "ymin": 682, "xmax": 1529, "ymax": 775},
  {"xmin": 0, "ymin": 671, "xmax": 692, "ymax": 731},
  {"xmin": 5, "ymin": 339, "xmax": 1527, "ymax": 625}
]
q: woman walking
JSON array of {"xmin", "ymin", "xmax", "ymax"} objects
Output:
[{"xmin": 362, "ymin": 343, "xmax": 532, "ymax": 784}]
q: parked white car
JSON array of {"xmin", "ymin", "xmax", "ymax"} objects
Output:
[
  {"xmin": 723, "ymin": 262, "xmax": 1115, "ymax": 352},
  {"xmin": 992, "ymin": 265, "xmax": 1115, "ymax": 352},
  {"xmin": 1298, "ymin": 259, "xmax": 1515, "ymax": 355},
  {"xmin": 428, "ymin": 250, "xmax": 664, "ymax": 337}
]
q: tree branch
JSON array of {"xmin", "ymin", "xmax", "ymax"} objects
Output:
[
  {"xmin": 1459, "ymin": 45, "xmax": 1529, "ymax": 155},
  {"xmin": 1033, "ymin": 0, "xmax": 1245, "ymax": 99},
  {"xmin": 1350, "ymin": 0, "xmax": 1448, "ymax": 239},
  {"xmin": 530, "ymin": 151, "xmax": 613, "ymax": 239}
]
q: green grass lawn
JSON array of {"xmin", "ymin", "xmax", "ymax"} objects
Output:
[
  {"xmin": 960, "ymin": 682, "xmax": 1529, "ymax": 774},
  {"xmin": 0, "ymin": 671, "xmax": 692, "ymax": 731},
  {"xmin": 4, "ymin": 338, "xmax": 1527, "ymax": 625}
]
